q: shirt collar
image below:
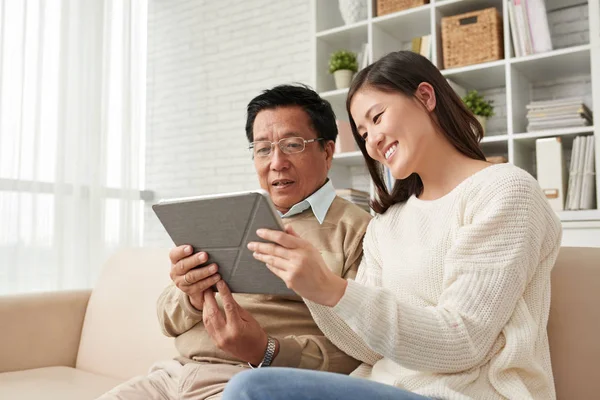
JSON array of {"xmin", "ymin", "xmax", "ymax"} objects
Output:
[{"xmin": 279, "ymin": 180, "xmax": 336, "ymax": 224}]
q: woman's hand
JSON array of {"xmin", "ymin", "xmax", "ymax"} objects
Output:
[{"xmin": 247, "ymin": 226, "xmax": 347, "ymax": 307}]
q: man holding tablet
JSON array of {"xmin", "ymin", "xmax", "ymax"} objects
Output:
[{"xmin": 99, "ymin": 85, "xmax": 371, "ymax": 399}]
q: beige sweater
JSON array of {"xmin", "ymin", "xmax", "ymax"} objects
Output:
[
  {"xmin": 157, "ymin": 197, "xmax": 371, "ymax": 373},
  {"xmin": 307, "ymin": 164, "xmax": 562, "ymax": 399}
]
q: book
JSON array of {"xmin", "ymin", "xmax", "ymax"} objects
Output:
[
  {"xmin": 580, "ymin": 135, "xmax": 597, "ymax": 210},
  {"xmin": 514, "ymin": 0, "xmax": 532, "ymax": 56},
  {"xmin": 525, "ymin": 0, "xmax": 553, "ymax": 54},
  {"xmin": 508, "ymin": 0, "xmax": 522, "ymax": 57},
  {"xmin": 526, "ymin": 97, "xmax": 586, "ymax": 109},
  {"xmin": 525, "ymin": 98, "xmax": 593, "ymax": 132},
  {"xmin": 411, "ymin": 37, "xmax": 422, "ymax": 54},
  {"xmin": 565, "ymin": 137, "xmax": 581, "ymax": 210},
  {"xmin": 420, "ymin": 35, "xmax": 431, "ymax": 61},
  {"xmin": 572, "ymin": 136, "xmax": 588, "ymax": 210}
]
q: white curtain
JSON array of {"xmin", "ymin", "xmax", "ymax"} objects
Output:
[{"xmin": 0, "ymin": 0, "xmax": 147, "ymax": 294}]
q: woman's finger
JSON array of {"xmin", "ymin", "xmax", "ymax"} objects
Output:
[
  {"xmin": 255, "ymin": 228, "xmax": 302, "ymax": 249},
  {"xmin": 247, "ymin": 241, "xmax": 290, "ymax": 258},
  {"xmin": 253, "ymin": 252, "xmax": 290, "ymax": 272},
  {"xmin": 265, "ymin": 262, "xmax": 289, "ymax": 282}
]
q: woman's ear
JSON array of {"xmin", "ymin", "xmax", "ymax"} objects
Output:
[{"xmin": 416, "ymin": 82, "xmax": 436, "ymax": 112}]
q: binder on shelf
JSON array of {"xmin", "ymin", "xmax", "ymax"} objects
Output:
[
  {"xmin": 565, "ymin": 137, "xmax": 580, "ymax": 210},
  {"xmin": 580, "ymin": 135, "xmax": 596, "ymax": 210},
  {"xmin": 536, "ymin": 137, "xmax": 567, "ymax": 211},
  {"xmin": 572, "ymin": 136, "xmax": 588, "ymax": 209}
]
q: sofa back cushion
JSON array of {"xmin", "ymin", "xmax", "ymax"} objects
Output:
[
  {"xmin": 548, "ymin": 247, "xmax": 600, "ymax": 399},
  {"xmin": 76, "ymin": 248, "xmax": 178, "ymax": 380}
]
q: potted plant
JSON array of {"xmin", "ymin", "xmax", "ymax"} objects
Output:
[
  {"xmin": 462, "ymin": 90, "xmax": 494, "ymax": 133},
  {"xmin": 329, "ymin": 50, "xmax": 358, "ymax": 90}
]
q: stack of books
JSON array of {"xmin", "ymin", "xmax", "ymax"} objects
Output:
[
  {"xmin": 336, "ymin": 188, "xmax": 370, "ymax": 212},
  {"xmin": 507, "ymin": 0, "xmax": 552, "ymax": 57},
  {"xmin": 565, "ymin": 135, "xmax": 597, "ymax": 210},
  {"xmin": 526, "ymin": 98, "xmax": 593, "ymax": 132}
]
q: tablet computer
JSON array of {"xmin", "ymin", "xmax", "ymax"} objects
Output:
[{"xmin": 152, "ymin": 189, "xmax": 295, "ymax": 296}]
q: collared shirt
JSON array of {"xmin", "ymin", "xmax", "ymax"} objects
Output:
[{"xmin": 278, "ymin": 180, "xmax": 336, "ymax": 224}]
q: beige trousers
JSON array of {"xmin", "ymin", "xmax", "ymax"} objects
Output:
[{"xmin": 97, "ymin": 360, "xmax": 248, "ymax": 400}]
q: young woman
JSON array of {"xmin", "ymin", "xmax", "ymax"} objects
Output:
[{"xmin": 220, "ymin": 51, "xmax": 562, "ymax": 400}]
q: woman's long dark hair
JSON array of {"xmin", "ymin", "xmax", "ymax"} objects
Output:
[{"xmin": 346, "ymin": 51, "xmax": 486, "ymax": 214}]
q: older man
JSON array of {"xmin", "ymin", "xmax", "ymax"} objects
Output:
[{"xmin": 99, "ymin": 84, "xmax": 371, "ymax": 399}]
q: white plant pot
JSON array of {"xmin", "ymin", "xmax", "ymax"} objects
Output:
[
  {"xmin": 475, "ymin": 115, "xmax": 487, "ymax": 134},
  {"xmin": 338, "ymin": 0, "xmax": 367, "ymax": 25},
  {"xmin": 333, "ymin": 69, "xmax": 354, "ymax": 90}
]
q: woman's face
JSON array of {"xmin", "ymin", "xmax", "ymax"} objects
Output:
[{"xmin": 350, "ymin": 85, "xmax": 437, "ymax": 180}]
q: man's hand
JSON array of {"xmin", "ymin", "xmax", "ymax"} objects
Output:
[
  {"xmin": 169, "ymin": 245, "xmax": 221, "ymax": 310},
  {"xmin": 203, "ymin": 280, "xmax": 276, "ymax": 366}
]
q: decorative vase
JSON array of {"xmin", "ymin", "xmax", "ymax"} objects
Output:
[
  {"xmin": 475, "ymin": 115, "xmax": 487, "ymax": 134},
  {"xmin": 338, "ymin": 0, "xmax": 367, "ymax": 25},
  {"xmin": 333, "ymin": 70, "xmax": 354, "ymax": 90}
]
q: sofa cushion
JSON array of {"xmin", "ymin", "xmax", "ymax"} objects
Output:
[
  {"xmin": 0, "ymin": 366, "xmax": 122, "ymax": 400},
  {"xmin": 76, "ymin": 248, "xmax": 179, "ymax": 380},
  {"xmin": 548, "ymin": 247, "xmax": 600, "ymax": 400}
]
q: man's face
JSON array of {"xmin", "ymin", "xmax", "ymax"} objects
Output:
[{"xmin": 252, "ymin": 106, "xmax": 334, "ymax": 214}]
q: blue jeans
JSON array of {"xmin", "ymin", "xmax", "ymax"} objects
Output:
[{"xmin": 222, "ymin": 367, "xmax": 431, "ymax": 400}]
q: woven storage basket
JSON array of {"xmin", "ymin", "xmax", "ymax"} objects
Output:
[
  {"xmin": 441, "ymin": 7, "xmax": 503, "ymax": 69},
  {"xmin": 376, "ymin": 0, "xmax": 428, "ymax": 16}
]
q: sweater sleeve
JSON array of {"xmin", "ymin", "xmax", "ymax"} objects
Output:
[
  {"xmin": 156, "ymin": 283, "xmax": 204, "ymax": 337},
  {"xmin": 332, "ymin": 173, "xmax": 562, "ymax": 373},
  {"xmin": 305, "ymin": 220, "xmax": 384, "ymax": 366}
]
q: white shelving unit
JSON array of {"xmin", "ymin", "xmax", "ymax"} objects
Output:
[{"xmin": 312, "ymin": 0, "xmax": 600, "ymax": 246}]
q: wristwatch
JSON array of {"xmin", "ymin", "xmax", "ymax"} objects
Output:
[{"xmin": 248, "ymin": 336, "xmax": 277, "ymax": 369}]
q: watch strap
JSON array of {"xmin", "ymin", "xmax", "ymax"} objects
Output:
[{"xmin": 248, "ymin": 336, "xmax": 277, "ymax": 369}]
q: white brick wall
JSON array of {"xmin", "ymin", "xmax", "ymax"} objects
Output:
[
  {"xmin": 144, "ymin": 0, "xmax": 311, "ymax": 246},
  {"xmin": 143, "ymin": 2, "xmax": 592, "ymax": 246}
]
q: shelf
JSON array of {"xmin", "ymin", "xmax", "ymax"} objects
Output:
[
  {"xmin": 372, "ymin": 4, "xmax": 431, "ymax": 39},
  {"xmin": 321, "ymin": 88, "xmax": 350, "ymax": 121},
  {"xmin": 557, "ymin": 209, "xmax": 600, "ymax": 222},
  {"xmin": 481, "ymin": 134, "xmax": 509, "ymax": 143},
  {"xmin": 320, "ymin": 88, "xmax": 349, "ymax": 99},
  {"xmin": 480, "ymin": 135, "xmax": 509, "ymax": 155},
  {"xmin": 333, "ymin": 151, "xmax": 365, "ymax": 167},
  {"xmin": 435, "ymin": 0, "xmax": 503, "ymax": 15},
  {"xmin": 512, "ymin": 126, "xmax": 595, "ymax": 147},
  {"xmin": 442, "ymin": 60, "xmax": 506, "ymax": 90},
  {"xmin": 510, "ymin": 45, "xmax": 591, "ymax": 83},
  {"xmin": 316, "ymin": 21, "xmax": 369, "ymax": 47}
]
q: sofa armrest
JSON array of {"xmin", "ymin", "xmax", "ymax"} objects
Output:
[{"xmin": 0, "ymin": 290, "xmax": 91, "ymax": 373}]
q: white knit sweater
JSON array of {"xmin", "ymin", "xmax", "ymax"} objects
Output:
[{"xmin": 307, "ymin": 164, "xmax": 562, "ymax": 400}]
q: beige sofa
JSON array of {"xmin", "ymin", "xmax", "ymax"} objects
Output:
[{"xmin": 0, "ymin": 247, "xmax": 598, "ymax": 399}]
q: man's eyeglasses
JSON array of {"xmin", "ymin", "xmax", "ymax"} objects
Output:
[{"xmin": 249, "ymin": 137, "xmax": 324, "ymax": 158}]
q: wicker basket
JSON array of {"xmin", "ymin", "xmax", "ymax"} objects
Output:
[
  {"xmin": 441, "ymin": 7, "xmax": 503, "ymax": 69},
  {"xmin": 376, "ymin": 0, "xmax": 428, "ymax": 17}
]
